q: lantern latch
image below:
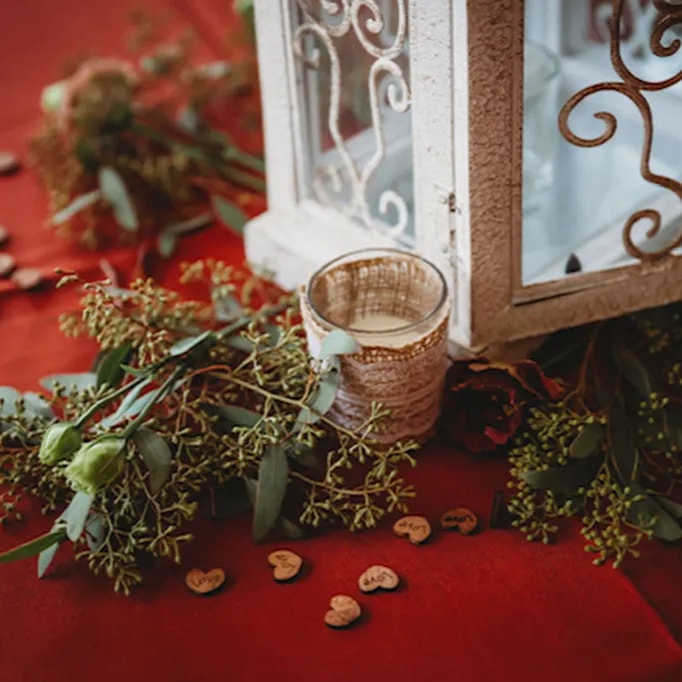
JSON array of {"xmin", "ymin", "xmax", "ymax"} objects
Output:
[{"xmin": 436, "ymin": 186, "xmax": 457, "ymax": 214}]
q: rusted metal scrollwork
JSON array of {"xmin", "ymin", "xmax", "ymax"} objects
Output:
[{"xmin": 559, "ymin": 0, "xmax": 682, "ymax": 262}]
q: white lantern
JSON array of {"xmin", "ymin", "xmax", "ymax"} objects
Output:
[{"xmin": 244, "ymin": 0, "xmax": 682, "ymax": 350}]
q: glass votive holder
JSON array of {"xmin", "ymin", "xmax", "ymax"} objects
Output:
[{"xmin": 300, "ymin": 248, "xmax": 450, "ymax": 444}]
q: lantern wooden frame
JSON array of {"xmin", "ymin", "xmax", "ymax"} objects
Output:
[{"xmin": 245, "ymin": 0, "xmax": 682, "ymax": 350}]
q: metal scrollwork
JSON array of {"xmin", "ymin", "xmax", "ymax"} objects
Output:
[
  {"xmin": 560, "ymin": 0, "xmax": 682, "ymax": 261},
  {"xmin": 293, "ymin": 0, "xmax": 411, "ymax": 238}
]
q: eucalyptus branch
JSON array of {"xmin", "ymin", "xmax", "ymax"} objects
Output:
[
  {"xmin": 74, "ymin": 373, "xmax": 150, "ymax": 428},
  {"xmin": 121, "ymin": 363, "xmax": 187, "ymax": 440},
  {"xmin": 0, "ymin": 263, "xmax": 418, "ymax": 593}
]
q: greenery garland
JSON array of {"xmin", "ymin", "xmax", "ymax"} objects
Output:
[
  {"xmin": 0, "ymin": 262, "xmax": 417, "ymax": 594},
  {"xmin": 506, "ymin": 303, "xmax": 682, "ymax": 565}
]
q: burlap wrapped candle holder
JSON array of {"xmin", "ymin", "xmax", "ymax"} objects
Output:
[{"xmin": 300, "ymin": 249, "xmax": 450, "ymax": 444}]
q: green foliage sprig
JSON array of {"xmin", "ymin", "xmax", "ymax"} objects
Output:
[
  {"xmin": 507, "ymin": 306, "xmax": 682, "ymax": 566},
  {"xmin": 31, "ymin": 9, "xmax": 263, "ymax": 253},
  {"xmin": 0, "ymin": 262, "xmax": 417, "ymax": 594}
]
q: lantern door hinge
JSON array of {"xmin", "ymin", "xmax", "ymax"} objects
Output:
[{"xmin": 437, "ymin": 188, "xmax": 457, "ymax": 213}]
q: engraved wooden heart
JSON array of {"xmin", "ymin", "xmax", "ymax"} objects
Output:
[
  {"xmin": 393, "ymin": 515, "xmax": 432, "ymax": 544},
  {"xmin": 185, "ymin": 568, "xmax": 226, "ymax": 595},
  {"xmin": 324, "ymin": 594, "xmax": 361, "ymax": 629},
  {"xmin": 267, "ymin": 549, "xmax": 303, "ymax": 582},
  {"xmin": 358, "ymin": 565, "xmax": 399, "ymax": 593},
  {"xmin": 440, "ymin": 507, "xmax": 479, "ymax": 535}
]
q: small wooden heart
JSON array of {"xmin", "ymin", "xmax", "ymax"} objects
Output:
[
  {"xmin": 393, "ymin": 515, "xmax": 432, "ymax": 545},
  {"xmin": 358, "ymin": 565, "xmax": 399, "ymax": 594},
  {"xmin": 324, "ymin": 594, "xmax": 362, "ymax": 629},
  {"xmin": 267, "ymin": 549, "xmax": 303, "ymax": 582},
  {"xmin": 185, "ymin": 568, "xmax": 226, "ymax": 595},
  {"xmin": 440, "ymin": 507, "xmax": 478, "ymax": 535}
]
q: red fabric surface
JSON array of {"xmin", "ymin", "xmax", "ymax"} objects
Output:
[{"xmin": 0, "ymin": 3, "xmax": 682, "ymax": 682}]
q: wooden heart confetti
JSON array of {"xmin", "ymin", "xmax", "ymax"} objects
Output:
[
  {"xmin": 0, "ymin": 226, "xmax": 9, "ymax": 246},
  {"xmin": 324, "ymin": 594, "xmax": 362, "ymax": 629},
  {"xmin": 0, "ymin": 151, "xmax": 20, "ymax": 176},
  {"xmin": 185, "ymin": 568, "xmax": 226, "ymax": 595},
  {"xmin": 393, "ymin": 515, "xmax": 432, "ymax": 545},
  {"xmin": 0, "ymin": 253, "xmax": 15, "ymax": 278},
  {"xmin": 440, "ymin": 507, "xmax": 479, "ymax": 535},
  {"xmin": 267, "ymin": 549, "xmax": 303, "ymax": 582},
  {"xmin": 358, "ymin": 565, "xmax": 399, "ymax": 594},
  {"xmin": 12, "ymin": 268, "xmax": 43, "ymax": 291}
]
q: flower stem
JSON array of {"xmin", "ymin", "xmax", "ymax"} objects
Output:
[
  {"xmin": 121, "ymin": 364, "xmax": 187, "ymax": 440},
  {"xmin": 74, "ymin": 373, "xmax": 150, "ymax": 429}
]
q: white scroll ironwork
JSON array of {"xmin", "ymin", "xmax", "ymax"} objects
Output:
[{"xmin": 293, "ymin": 0, "xmax": 412, "ymax": 239}]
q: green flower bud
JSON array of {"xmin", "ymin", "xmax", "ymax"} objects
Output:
[
  {"xmin": 40, "ymin": 81, "xmax": 67, "ymax": 113},
  {"xmin": 38, "ymin": 422, "xmax": 82, "ymax": 465},
  {"xmin": 65, "ymin": 437, "xmax": 127, "ymax": 495}
]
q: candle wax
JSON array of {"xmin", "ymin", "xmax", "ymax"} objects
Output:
[{"xmin": 349, "ymin": 313, "xmax": 420, "ymax": 348}]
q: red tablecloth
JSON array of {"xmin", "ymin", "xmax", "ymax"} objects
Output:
[{"xmin": 1, "ymin": 3, "xmax": 681, "ymax": 681}]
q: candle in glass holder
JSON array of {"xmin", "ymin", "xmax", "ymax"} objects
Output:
[
  {"xmin": 300, "ymin": 248, "xmax": 450, "ymax": 444},
  {"xmin": 348, "ymin": 313, "xmax": 422, "ymax": 348}
]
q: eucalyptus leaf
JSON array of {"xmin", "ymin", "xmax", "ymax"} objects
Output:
[
  {"xmin": 211, "ymin": 195, "xmax": 248, "ymax": 235},
  {"xmin": 65, "ymin": 491, "xmax": 95, "ymax": 542},
  {"xmin": 608, "ymin": 401, "xmax": 639, "ymax": 483},
  {"xmin": 0, "ymin": 530, "xmax": 66, "ymax": 563},
  {"xmin": 120, "ymin": 364, "xmax": 149, "ymax": 378},
  {"xmin": 177, "ymin": 104, "xmax": 200, "ymax": 133},
  {"xmin": 296, "ymin": 367, "xmax": 340, "ymax": 425},
  {"xmin": 96, "ymin": 343, "xmax": 133, "ymax": 388},
  {"xmin": 253, "ymin": 444, "xmax": 289, "ymax": 542},
  {"xmin": 22, "ymin": 392, "xmax": 54, "ymax": 418},
  {"xmin": 627, "ymin": 497, "xmax": 682, "ymax": 542},
  {"xmin": 157, "ymin": 230, "xmax": 178, "ymax": 258},
  {"xmin": 319, "ymin": 329, "xmax": 359, "ymax": 358},
  {"xmin": 521, "ymin": 459, "xmax": 599, "ymax": 494},
  {"xmin": 37, "ymin": 542, "xmax": 60, "ymax": 578},
  {"xmin": 169, "ymin": 330, "xmax": 215, "ymax": 356},
  {"xmin": 213, "ymin": 291, "xmax": 244, "ymax": 322},
  {"xmin": 40, "ymin": 373, "xmax": 97, "ymax": 393},
  {"xmin": 224, "ymin": 335, "xmax": 254, "ymax": 352},
  {"xmin": 617, "ymin": 347, "xmax": 651, "ymax": 399},
  {"xmin": 51, "ymin": 190, "xmax": 101, "ymax": 224},
  {"xmin": 195, "ymin": 60, "xmax": 232, "ymax": 79},
  {"xmin": 85, "ymin": 513, "xmax": 105, "ymax": 551},
  {"xmin": 655, "ymin": 496, "xmax": 682, "ymax": 521},
  {"xmin": 213, "ymin": 404, "xmax": 261, "ymax": 429},
  {"xmin": 98, "ymin": 166, "xmax": 138, "ymax": 231},
  {"xmin": 166, "ymin": 213, "xmax": 212, "ymax": 235},
  {"xmin": 102, "ymin": 391, "xmax": 156, "ymax": 429},
  {"xmin": 132, "ymin": 427, "xmax": 172, "ymax": 494},
  {"xmin": 0, "ymin": 386, "xmax": 21, "ymax": 415},
  {"xmin": 569, "ymin": 422, "xmax": 604, "ymax": 459},
  {"xmin": 99, "ymin": 379, "xmax": 151, "ymax": 429},
  {"xmin": 279, "ymin": 517, "xmax": 307, "ymax": 540}
]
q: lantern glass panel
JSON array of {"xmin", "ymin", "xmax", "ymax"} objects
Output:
[
  {"xmin": 522, "ymin": 0, "xmax": 682, "ymax": 286},
  {"xmin": 293, "ymin": 1, "xmax": 415, "ymax": 245}
]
